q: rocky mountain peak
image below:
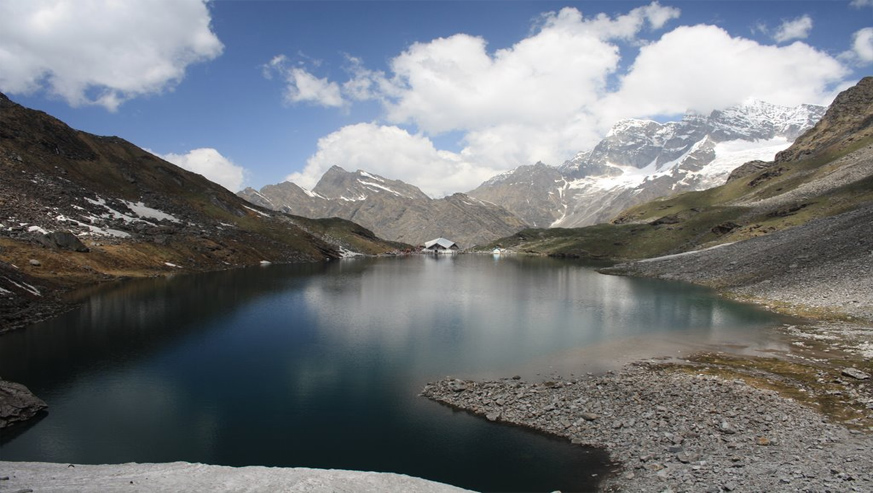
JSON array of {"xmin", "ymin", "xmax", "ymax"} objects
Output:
[
  {"xmin": 471, "ymin": 100, "xmax": 826, "ymax": 228},
  {"xmin": 709, "ymin": 100, "xmax": 825, "ymax": 142},
  {"xmin": 240, "ymin": 167, "xmax": 527, "ymax": 247},
  {"xmin": 311, "ymin": 166, "xmax": 430, "ymax": 202},
  {"xmin": 776, "ymin": 77, "xmax": 873, "ymax": 163}
]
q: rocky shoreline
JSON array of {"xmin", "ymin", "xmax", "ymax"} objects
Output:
[
  {"xmin": 422, "ymin": 359, "xmax": 873, "ymax": 492},
  {"xmin": 0, "ymin": 462, "xmax": 470, "ymax": 493}
]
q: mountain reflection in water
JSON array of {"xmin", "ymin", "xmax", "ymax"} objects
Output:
[{"xmin": 0, "ymin": 256, "xmax": 785, "ymax": 492}]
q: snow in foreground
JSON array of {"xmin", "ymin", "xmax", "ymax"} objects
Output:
[{"xmin": 0, "ymin": 461, "xmax": 472, "ymax": 493}]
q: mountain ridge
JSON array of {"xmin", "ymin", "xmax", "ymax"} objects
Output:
[
  {"xmin": 0, "ymin": 92, "xmax": 405, "ymax": 333},
  {"xmin": 239, "ymin": 166, "xmax": 528, "ymax": 247},
  {"xmin": 483, "ymin": 77, "xmax": 873, "ymax": 288},
  {"xmin": 470, "ymin": 100, "xmax": 826, "ymax": 228}
]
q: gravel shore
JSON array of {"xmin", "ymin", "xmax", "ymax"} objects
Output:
[
  {"xmin": 604, "ymin": 200, "xmax": 873, "ymax": 323},
  {"xmin": 422, "ymin": 362, "xmax": 873, "ymax": 492},
  {"xmin": 0, "ymin": 462, "xmax": 471, "ymax": 493},
  {"xmin": 421, "ymin": 197, "xmax": 873, "ymax": 491}
]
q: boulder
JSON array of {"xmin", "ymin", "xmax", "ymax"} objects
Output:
[
  {"xmin": 841, "ymin": 368, "xmax": 870, "ymax": 380},
  {"xmin": 48, "ymin": 231, "xmax": 90, "ymax": 252},
  {"xmin": 0, "ymin": 379, "xmax": 48, "ymax": 428}
]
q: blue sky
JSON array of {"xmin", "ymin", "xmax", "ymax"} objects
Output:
[{"xmin": 1, "ymin": 1, "xmax": 871, "ymax": 196}]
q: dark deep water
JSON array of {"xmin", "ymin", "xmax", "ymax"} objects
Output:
[{"xmin": 0, "ymin": 255, "xmax": 785, "ymax": 491}]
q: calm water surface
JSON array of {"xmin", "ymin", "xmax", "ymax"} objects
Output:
[{"xmin": 0, "ymin": 255, "xmax": 785, "ymax": 491}]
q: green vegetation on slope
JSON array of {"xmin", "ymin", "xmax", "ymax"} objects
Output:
[{"xmin": 485, "ymin": 97, "xmax": 873, "ymax": 262}]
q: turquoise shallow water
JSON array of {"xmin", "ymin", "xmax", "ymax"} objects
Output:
[{"xmin": 0, "ymin": 255, "xmax": 783, "ymax": 492}]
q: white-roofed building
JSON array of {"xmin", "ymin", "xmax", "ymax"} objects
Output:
[{"xmin": 423, "ymin": 237, "xmax": 459, "ymax": 253}]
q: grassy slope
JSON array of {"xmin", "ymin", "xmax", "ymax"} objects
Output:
[
  {"xmin": 0, "ymin": 93, "xmax": 407, "ymax": 325},
  {"xmin": 486, "ymin": 133, "xmax": 873, "ymax": 261}
]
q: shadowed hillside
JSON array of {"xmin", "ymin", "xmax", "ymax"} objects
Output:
[{"xmin": 0, "ymin": 93, "xmax": 406, "ymax": 332}]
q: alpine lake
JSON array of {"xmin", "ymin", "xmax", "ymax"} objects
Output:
[{"xmin": 0, "ymin": 255, "xmax": 788, "ymax": 492}]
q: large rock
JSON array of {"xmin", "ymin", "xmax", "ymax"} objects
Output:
[
  {"xmin": 47, "ymin": 231, "xmax": 90, "ymax": 252},
  {"xmin": 0, "ymin": 379, "xmax": 47, "ymax": 428}
]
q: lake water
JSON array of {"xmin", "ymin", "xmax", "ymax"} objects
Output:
[{"xmin": 0, "ymin": 255, "xmax": 786, "ymax": 491}]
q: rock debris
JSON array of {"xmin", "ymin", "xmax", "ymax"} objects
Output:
[{"xmin": 422, "ymin": 363, "xmax": 873, "ymax": 492}]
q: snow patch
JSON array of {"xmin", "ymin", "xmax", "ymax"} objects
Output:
[
  {"xmin": 6, "ymin": 278, "xmax": 42, "ymax": 296},
  {"xmin": 340, "ymin": 194, "xmax": 367, "ymax": 202},
  {"xmin": 243, "ymin": 205, "xmax": 271, "ymax": 218},
  {"xmin": 123, "ymin": 201, "xmax": 180, "ymax": 223},
  {"xmin": 56, "ymin": 214, "xmax": 131, "ymax": 238},
  {"xmin": 339, "ymin": 247, "xmax": 363, "ymax": 258},
  {"xmin": 360, "ymin": 180, "xmax": 405, "ymax": 197},
  {"xmin": 358, "ymin": 170, "xmax": 384, "ymax": 182},
  {"xmin": 567, "ymin": 158, "xmax": 661, "ymax": 192},
  {"xmin": 482, "ymin": 168, "xmax": 516, "ymax": 187},
  {"xmin": 708, "ymin": 137, "xmax": 790, "ymax": 174},
  {"xmin": 85, "ymin": 196, "xmax": 155, "ymax": 226},
  {"xmin": 303, "ymin": 188, "xmax": 325, "ymax": 199},
  {"xmin": 638, "ymin": 242, "xmax": 736, "ymax": 263},
  {"xmin": 251, "ymin": 190, "xmax": 276, "ymax": 206},
  {"xmin": 27, "ymin": 225, "xmax": 49, "ymax": 235}
]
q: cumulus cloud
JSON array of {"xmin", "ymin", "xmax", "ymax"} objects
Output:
[
  {"xmin": 380, "ymin": 4, "xmax": 679, "ymax": 135},
  {"xmin": 0, "ymin": 0, "xmax": 223, "ymax": 111},
  {"xmin": 287, "ymin": 124, "xmax": 496, "ymax": 197},
  {"xmin": 851, "ymin": 28, "xmax": 873, "ymax": 63},
  {"xmin": 263, "ymin": 55, "xmax": 344, "ymax": 108},
  {"xmin": 772, "ymin": 15, "xmax": 813, "ymax": 43},
  {"xmin": 274, "ymin": 3, "xmax": 850, "ymax": 195},
  {"xmin": 600, "ymin": 25, "xmax": 847, "ymax": 122},
  {"xmin": 158, "ymin": 148, "xmax": 247, "ymax": 192}
]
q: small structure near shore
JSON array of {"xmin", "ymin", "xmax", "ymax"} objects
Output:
[{"xmin": 422, "ymin": 238, "xmax": 459, "ymax": 254}]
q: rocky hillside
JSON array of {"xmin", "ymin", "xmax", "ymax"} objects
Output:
[
  {"xmin": 485, "ymin": 77, "xmax": 873, "ymax": 290},
  {"xmin": 470, "ymin": 101, "xmax": 825, "ymax": 228},
  {"xmin": 0, "ymin": 93, "xmax": 405, "ymax": 332},
  {"xmin": 775, "ymin": 79, "xmax": 873, "ymax": 163},
  {"xmin": 239, "ymin": 166, "xmax": 528, "ymax": 248}
]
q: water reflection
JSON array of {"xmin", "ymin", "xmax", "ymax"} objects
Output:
[
  {"xmin": 0, "ymin": 256, "xmax": 785, "ymax": 492},
  {"xmin": 298, "ymin": 256, "xmax": 777, "ymax": 377}
]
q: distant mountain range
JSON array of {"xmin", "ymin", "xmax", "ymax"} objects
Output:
[
  {"xmin": 488, "ymin": 77, "xmax": 873, "ymax": 324},
  {"xmin": 243, "ymin": 101, "xmax": 825, "ymax": 245},
  {"xmin": 239, "ymin": 166, "xmax": 526, "ymax": 248},
  {"xmin": 469, "ymin": 101, "xmax": 826, "ymax": 228}
]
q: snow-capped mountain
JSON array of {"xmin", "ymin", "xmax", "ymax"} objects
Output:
[
  {"xmin": 469, "ymin": 101, "xmax": 827, "ymax": 228},
  {"xmin": 238, "ymin": 166, "xmax": 527, "ymax": 247}
]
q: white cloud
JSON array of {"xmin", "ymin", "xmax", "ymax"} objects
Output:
[
  {"xmin": 284, "ymin": 68, "xmax": 344, "ymax": 107},
  {"xmin": 0, "ymin": 0, "xmax": 223, "ymax": 111},
  {"xmin": 287, "ymin": 124, "xmax": 496, "ymax": 198},
  {"xmin": 851, "ymin": 28, "xmax": 873, "ymax": 63},
  {"xmin": 772, "ymin": 15, "xmax": 813, "ymax": 43},
  {"xmin": 380, "ymin": 4, "xmax": 680, "ymax": 135},
  {"xmin": 851, "ymin": 0, "xmax": 873, "ymax": 7},
  {"xmin": 158, "ymin": 148, "xmax": 247, "ymax": 192},
  {"xmin": 599, "ymin": 25, "xmax": 847, "ymax": 122},
  {"xmin": 278, "ymin": 3, "xmax": 850, "ymax": 195},
  {"xmin": 263, "ymin": 55, "xmax": 345, "ymax": 108}
]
